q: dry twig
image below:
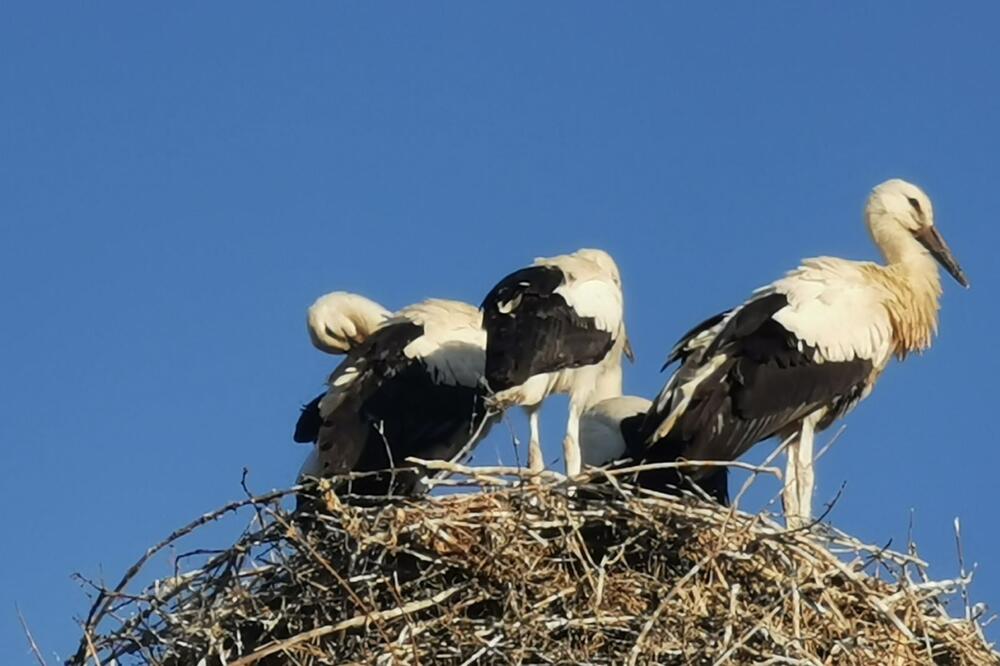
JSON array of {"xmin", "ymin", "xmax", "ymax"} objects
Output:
[
  {"xmin": 68, "ymin": 471, "xmax": 998, "ymax": 665},
  {"xmin": 17, "ymin": 605, "xmax": 49, "ymax": 666}
]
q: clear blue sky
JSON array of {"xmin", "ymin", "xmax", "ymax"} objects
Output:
[{"xmin": 2, "ymin": 3, "xmax": 998, "ymax": 662}]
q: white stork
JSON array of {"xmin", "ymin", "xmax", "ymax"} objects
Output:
[
  {"xmin": 579, "ymin": 395, "xmax": 651, "ymax": 468},
  {"xmin": 306, "ymin": 291, "xmax": 392, "ymax": 355},
  {"xmin": 293, "ymin": 290, "xmax": 393, "ymax": 446},
  {"xmin": 295, "ymin": 298, "xmax": 495, "ymax": 497},
  {"xmin": 481, "ymin": 248, "xmax": 632, "ymax": 477},
  {"xmin": 638, "ymin": 179, "xmax": 968, "ymax": 527}
]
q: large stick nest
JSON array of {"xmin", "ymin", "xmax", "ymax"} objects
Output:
[{"xmin": 70, "ymin": 469, "xmax": 997, "ymax": 665}]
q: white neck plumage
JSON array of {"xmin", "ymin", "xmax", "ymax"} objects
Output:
[
  {"xmin": 868, "ymin": 221, "xmax": 943, "ymax": 357},
  {"xmin": 584, "ymin": 333, "xmax": 628, "ymax": 408}
]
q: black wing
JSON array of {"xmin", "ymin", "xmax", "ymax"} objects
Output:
[
  {"xmin": 662, "ymin": 310, "xmax": 729, "ymax": 369},
  {"xmin": 347, "ymin": 363, "xmax": 489, "ymax": 495},
  {"xmin": 640, "ymin": 292, "xmax": 871, "ymax": 484},
  {"xmin": 481, "ymin": 265, "xmax": 614, "ymax": 391},
  {"xmin": 309, "ymin": 319, "xmax": 490, "ymax": 496},
  {"xmin": 293, "ymin": 394, "xmax": 324, "ymax": 444}
]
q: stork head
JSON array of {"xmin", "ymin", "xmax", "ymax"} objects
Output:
[
  {"xmin": 865, "ymin": 179, "xmax": 969, "ymax": 287},
  {"xmin": 307, "ymin": 291, "xmax": 392, "ymax": 354},
  {"xmin": 575, "ymin": 248, "xmax": 623, "ymax": 286}
]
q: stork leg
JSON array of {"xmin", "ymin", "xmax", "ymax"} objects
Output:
[
  {"xmin": 783, "ymin": 414, "xmax": 819, "ymax": 529},
  {"xmin": 525, "ymin": 405, "xmax": 545, "ymax": 476},
  {"xmin": 796, "ymin": 414, "xmax": 817, "ymax": 523},
  {"xmin": 782, "ymin": 436, "xmax": 802, "ymax": 529},
  {"xmin": 563, "ymin": 396, "xmax": 583, "ymax": 477}
]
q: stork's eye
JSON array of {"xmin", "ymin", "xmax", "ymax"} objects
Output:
[{"xmin": 907, "ymin": 197, "xmax": 922, "ymax": 213}]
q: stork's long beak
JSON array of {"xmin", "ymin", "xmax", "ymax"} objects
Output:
[
  {"xmin": 624, "ymin": 336, "xmax": 635, "ymax": 363},
  {"xmin": 914, "ymin": 226, "xmax": 970, "ymax": 288}
]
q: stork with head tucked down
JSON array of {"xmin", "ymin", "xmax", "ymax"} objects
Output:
[
  {"xmin": 578, "ymin": 395, "xmax": 731, "ymax": 504},
  {"xmin": 307, "ymin": 291, "xmax": 392, "ymax": 355},
  {"xmin": 579, "ymin": 396, "xmax": 650, "ymax": 469},
  {"xmin": 293, "ymin": 291, "xmax": 394, "ymax": 444},
  {"xmin": 481, "ymin": 248, "xmax": 632, "ymax": 477},
  {"xmin": 638, "ymin": 179, "xmax": 968, "ymax": 527},
  {"xmin": 295, "ymin": 297, "xmax": 495, "ymax": 497}
]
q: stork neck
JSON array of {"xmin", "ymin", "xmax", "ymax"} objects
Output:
[
  {"xmin": 876, "ymin": 228, "xmax": 941, "ymax": 293},
  {"xmin": 893, "ymin": 251, "xmax": 941, "ymax": 292},
  {"xmin": 586, "ymin": 361, "xmax": 624, "ymax": 409},
  {"xmin": 871, "ymin": 232, "xmax": 943, "ymax": 356},
  {"xmin": 875, "ymin": 224, "xmax": 930, "ymax": 265}
]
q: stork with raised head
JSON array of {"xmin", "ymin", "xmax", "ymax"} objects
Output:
[
  {"xmin": 638, "ymin": 179, "xmax": 968, "ymax": 527},
  {"xmin": 481, "ymin": 248, "xmax": 632, "ymax": 477},
  {"xmin": 295, "ymin": 298, "xmax": 495, "ymax": 498}
]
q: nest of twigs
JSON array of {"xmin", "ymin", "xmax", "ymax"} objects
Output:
[{"xmin": 70, "ymin": 465, "xmax": 997, "ymax": 665}]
